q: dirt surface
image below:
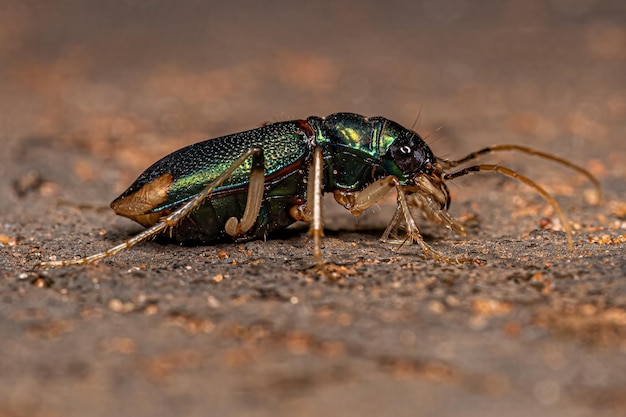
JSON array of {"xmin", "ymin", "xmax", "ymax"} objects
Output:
[{"xmin": 1, "ymin": 1, "xmax": 626, "ymax": 416}]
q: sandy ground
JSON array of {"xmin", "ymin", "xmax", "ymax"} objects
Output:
[{"xmin": 1, "ymin": 1, "xmax": 626, "ymax": 416}]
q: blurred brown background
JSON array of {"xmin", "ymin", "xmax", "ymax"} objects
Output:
[{"xmin": 1, "ymin": 1, "xmax": 625, "ymax": 417}]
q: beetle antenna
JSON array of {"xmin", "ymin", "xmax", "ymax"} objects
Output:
[
  {"xmin": 423, "ymin": 126, "xmax": 443, "ymax": 145},
  {"xmin": 437, "ymin": 144, "xmax": 601, "ymax": 203},
  {"xmin": 443, "ymin": 164, "xmax": 575, "ymax": 251},
  {"xmin": 410, "ymin": 106, "xmax": 424, "ymax": 131}
]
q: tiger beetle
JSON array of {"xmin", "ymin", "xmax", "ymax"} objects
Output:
[{"xmin": 40, "ymin": 112, "xmax": 601, "ymax": 268}]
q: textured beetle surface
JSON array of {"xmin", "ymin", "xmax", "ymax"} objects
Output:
[
  {"xmin": 40, "ymin": 113, "xmax": 601, "ymax": 267},
  {"xmin": 111, "ymin": 120, "xmax": 315, "ymax": 243}
]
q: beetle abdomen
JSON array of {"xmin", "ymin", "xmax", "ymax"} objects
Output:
[{"xmin": 111, "ymin": 121, "xmax": 313, "ymax": 242}]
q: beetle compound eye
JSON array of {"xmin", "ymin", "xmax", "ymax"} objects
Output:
[{"xmin": 388, "ymin": 137, "xmax": 431, "ymax": 175}]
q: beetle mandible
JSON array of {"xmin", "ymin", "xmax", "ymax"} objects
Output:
[{"xmin": 40, "ymin": 112, "xmax": 601, "ymax": 267}]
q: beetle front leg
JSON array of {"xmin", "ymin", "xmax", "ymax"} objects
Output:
[
  {"xmin": 334, "ymin": 176, "xmax": 477, "ymax": 264},
  {"xmin": 332, "ymin": 178, "xmax": 395, "ymax": 217},
  {"xmin": 40, "ymin": 148, "xmax": 265, "ymax": 267},
  {"xmin": 392, "ymin": 180, "xmax": 478, "ymax": 264}
]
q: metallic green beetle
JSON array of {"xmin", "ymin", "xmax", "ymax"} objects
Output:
[{"xmin": 41, "ymin": 112, "xmax": 600, "ymax": 267}]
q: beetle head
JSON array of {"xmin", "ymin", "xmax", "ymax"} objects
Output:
[
  {"xmin": 379, "ymin": 124, "xmax": 451, "ymax": 212},
  {"xmin": 384, "ymin": 131, "xmax": 437, "ymax": 179}
]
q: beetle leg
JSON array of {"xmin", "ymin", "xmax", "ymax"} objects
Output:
[
  {"xmin": 285, "ymin": 147, "xmax": 324, "ymax": 263},
  {"xmin": 444, "ymin": 164, "xmax": 575, "ymax": 251},
  {"xmin": 335, "ymin": 177, "xmax": 396, "ymax": 217},
  {"xmin": 335, "ymin": 176, "xmax": 475, "ymax": 264},
  {"xmin": 437, "ymin": 144, "xmax": 601, "ymax": 203},
  {"xmin": 307, "ymin": 146, "xmax": 325, "ymax": 262},
  {"xmin": 224, "ymin": 148, "xmax": 265, "ymax": 237},
  {"xmin": 40, "ymin": 148, "xmax": 265, "ymax": 267},
  {"xmin": 389, "ymin": 178, "xmax": 476, "ymax": 264},
  {"xmin": 405, "ymin": 192, "xmax": 467, "ymax": 237},
  {"xmin": 380, "ymin": 200, "xmax": 405, "ymax": 243},
  {"xmin": 332, "ymin": 177, "xmax": 404, "ymax": 242}
]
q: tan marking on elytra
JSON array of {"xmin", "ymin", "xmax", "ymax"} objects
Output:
[{"xmin": 110, "ymin": 173, "xmax": 173, "ymax": 226}]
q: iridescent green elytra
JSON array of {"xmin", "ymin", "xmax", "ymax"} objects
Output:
[{"xmin": 111, "ymin": 119, "xmax": 314, "ymax": 242}]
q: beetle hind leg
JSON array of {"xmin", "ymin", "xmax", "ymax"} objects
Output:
[
  {"xmin": 40, "ymin": 147, "xmax": 266, "ymax": 268},
  {"xmin": 224, "ymin": 148, "xmax": 265, "ymax": 238}
]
